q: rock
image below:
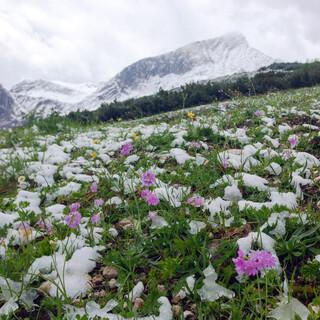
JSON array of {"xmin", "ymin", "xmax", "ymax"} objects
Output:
[
  {"xmin": 172, "ymin": 294, "xmax": 182, "ymax": 304},
  {"xmin": 133, "ymin": 298, "xmax": 144, "ymax": 311},
  {"xmin": 102, "ymin": 266, "xmax": 118, "ymax": 279},
  {"xmin": 184, "ymin": 310, "xmax": 195, "ymax": 319},
  {"xmin": 108, "ymin": 278, "xmax": 118, "ymax": 289},
  {"xmin": 94, "ymin": 289, "xmax": 106, "ymax": 298},
  {"xmin": 157, "ymin": 284, "xmax": 166, "ymax": 292},
  {"xmin": 118, "ymin": 218, "xmax": 134, "ymax": 230},
  {"xmin": 92, "ymin": 274, "xmax": 103, "ymax": 285},
  {"xmin": 172, "ymin": 304, "xmax": 182, "ymax": 316}
]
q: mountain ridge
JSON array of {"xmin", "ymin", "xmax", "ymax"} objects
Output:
[{"xmin": 7, "ymin": 32, "xmax": 275, "ymax": 119}]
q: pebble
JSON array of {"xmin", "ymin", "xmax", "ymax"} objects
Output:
[
  {"xmin": 102, "ymin": 266, "xmax": 118, "ymax": 279},
  {"xmin": 172, "ymin": 304, "xmax": 182, "ymax": 316},
  {"xmin": 133, "ymin": 298, "xmax": 144, "ymax": 311}
]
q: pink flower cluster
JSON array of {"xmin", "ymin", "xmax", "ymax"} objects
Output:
[
  {"xmin": 288, "ymin": 135, "xmax": 298, "ymax": 148},
  {"xmin": 187, "ymin": 196, "xmax": 205, "ymax": 207},
  {"xmin": 233, "ymin": 249, "xmax": 276, "ymax": 277},
  {"xmin": 90, "ymin": 182, "xmax": 98, "ymax": 193},
  {"xmin": 140, "ymin": 189, "xmax": 160, "ymax": 206},
  {"xmin": 189, "ymin": 141, "xmax": 201, "ymax": 150},
  {"xmin": 141, "ymin": 170, "xmax": 156, "ymax": 187},
  {"xmin": 37, "ymin": 219, "xmax": 53, "ymax": 233},
  {"xmin": 120, "ymin": 142, "xmax": 133, "ymax": 156},
  {"xmin": 254, "ymin": 110, "xmax": 265, "ymax": 117},
  {"xmin": 65, "ymin": 203, "xmax": 82, "ymax": 229},
  {"xmin": 221, "ymin": 158, "xmax": 229, "ymax": 169}
]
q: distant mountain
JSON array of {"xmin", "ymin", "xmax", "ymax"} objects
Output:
[
  {"xmin": 10, "ymin": 80, "xmax": 98, "ymax": 117},
  {"xmin": 79, "ymin": 32, "xmax": 275, "ymax": 110},
  {"xmin": 8, "ymin": 32, "xmax": 275, "ymax": 120},
  {"xmin": 0, "ymin": 84, "xmax": 19, "ymax": 128}
]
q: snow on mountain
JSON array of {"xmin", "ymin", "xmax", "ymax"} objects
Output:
[
  {"xmin": 78, "ymin": 32, "xmax": 275, "ymax": 110},
  {"xmin": 9, "ymin": 32, "xmax": 275, "ymax": 119},
  {"xmin": 10, "ymin": 80, "xmax": 98, "ymax": 117},
  {"xmin": 0, "ymin": 84, "xmax": 19, "ymax": 128}
]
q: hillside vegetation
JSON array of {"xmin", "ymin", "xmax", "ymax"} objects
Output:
[{"xmin": 0, "ymin": 86, "xmax": 319, "ymax": 319}]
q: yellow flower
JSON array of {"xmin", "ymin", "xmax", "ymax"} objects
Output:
[
  {"xmin": 90, "ymin": 151, "xmax": 97, "ymax": 159},
  {"xmin": 92, "ymin": 139, "xmax": 100, "ymax": 144},
  {"xmin": 187, "ymin": 111, "xmax": 196, "ymax": 120},
  {"xmin": 132, "ymin": 132, "xmax": 140, "ymax": 141}
]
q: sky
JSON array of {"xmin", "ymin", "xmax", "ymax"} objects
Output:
[{"xmin": 0, "ymin": 0, "xmax": 320, "ymax": 88}]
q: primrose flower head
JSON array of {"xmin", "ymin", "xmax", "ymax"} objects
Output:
[
  {"xmin": 233, "ymin": 249, "xmax": 276, "ymax": 278},
  {"xmin": 221, "ymin": 158, "xmax": 229, "ymax": 169},
  {"xmin": 65, "ymin": 211, "xmax": 82, "ymax": 229},
  {"xmin": 91, "ymin": 213, "xmax": 101, "ymax": 225},
  {"xmin": 94, "ymin": 198, "xmax": 104, "ymax": 207},
  {"xmin": 37, "ymin": 219, "xmax": 53, "ymax": 233},
  {"xmin": 90, "ymin": 181, "xmax": 98, "ymax": 193},
  {"xmin": 187, "ymin": 196, "xmax": 205, "ymax": 207},
  {"xmin": 120, "ymin": 142, "xmax": 133, "ymax": 156},
  {"xmin": 288, "ymin": 134, "xmax": 298, "ymax": 148},
  {"xmin": 254, "ymin": 110, "xmax": 265, "ymax": 117},
  {"xmin": 69, "ymin": 202, "xmax": 81, "ymax": 212},
  {"xmin": 140, "ymin": 189, "xmax": 160, "ymax": 206},
  {"xmin": 141, "ymin": 170, "xmax": 156, "ymax": 187}
]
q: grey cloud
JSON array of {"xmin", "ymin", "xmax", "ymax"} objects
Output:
[{"xmin": 0, "ymin": 0, "xmax": 319, "ymax": 88}]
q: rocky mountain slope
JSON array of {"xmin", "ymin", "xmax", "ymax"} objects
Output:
[{"xmin": 8, "ymin": 32, "xmax": 275, "ymax": 119}]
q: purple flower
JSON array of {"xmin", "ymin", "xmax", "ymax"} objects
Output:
[
  {"xmin": 221, "ymin": 158, "xmax": 229, "ymax": 169},
  {"xmin": 189, "ymin": 141, "xmax": 201, "ymax": 150},
  {"xmin": 140, "ymin": 189, "xmax": 150, "ymax": 200},
  {"xmin": 94, "ymin": 198, "xmax": 104, "ymax": 207},
  {"xmin": 120, "ymin": 142, "xmax": 133, "ymax": 156},
  {"xmin": 288, "ymin": 135, "xmax": 298, "ymax": 148},
  {"xmin": 69, "ymin": 202, "xmax": 81, "ymax": 212},
  {"xmin": 140, "ymin": 189, "xmax": 160, "ymax": 206},
  {"xmin": 37, "ymin": 219, "xmax": 53, "ymax": 233},
  {"xmin": 91, "ymin": 213, "xmax": 101, "ymax": 224},
  {"xmin": 146, "ymin": 193, "xmax": 160, "ymax": 206},
  {"xmin": 141, "ymin": 170, "xmax": 156, "ymax": 187},
  {"xmin": 254, "ymin": 110, "xmax": 264, "ymax": 117},
  {"xmin": 233, "ymin": 249, "xmax": 276, "ymax": 277},
  {"xmin": 65, "ymin": 211, "xmax": 82, "ymax": 229},
  {"xmin": 90, "ymin": 182, "xmax": 98, "ymax": 193},
  {"xmin": 187, "ymin": 196, "xmax": 204, "ymax": 207}
]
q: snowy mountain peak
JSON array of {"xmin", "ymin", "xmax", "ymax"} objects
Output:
[
  {"xmin": 0, "ymin": 84, "xmax": 19, "ymax": 127},
  {"xmin": 9, "ymin": 33, "xmax": 275, "ymax": 118}
]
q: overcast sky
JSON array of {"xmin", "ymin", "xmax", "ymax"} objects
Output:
[{"xmin": 0, "ymin": 0, "xmax": 320, "ymax": 88}]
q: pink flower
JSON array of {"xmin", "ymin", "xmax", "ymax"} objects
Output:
[
  {"xmin": 189, "ymin": 141, "xmax": 201, "ymax": 150},
  {"xmin": 254, "ymin": 110, "xmax": 264, "ymax": 117},
  {"xmin": 140, "ymin": 189, "xmax": 160, "ymax": 206},
  {"xmin": 141, "ymin": 170, "xmax": 156, "ymax": 187},
  {"xmin": 120, "ymin": 142, "xmax": 133, "ymax": 156},
  {"xmin": 37, "ymin": 219, "xmax": 53, "ymax": 233},
  {"xmin": 221, "ymin": 158, "xmax": 229, "ymax": 169},
  {"xmin": 288, "ymin": 135, "xmax": 298, "ymax": 148},
  {"xmin": 148, "ymin": 211, "xmax": 158, "ymax": 220},
  {"xmin": 94, "ymin": 198, "xmax": 104, "ymax": 207},
  {"xmin": 90, "ymin": 182, "xmax": 98, "ymax": 193},
  {"xmin": 140, "ymin": 189, "xmax": 150, "ymax": 200},
  {"xmin": 69, "ymin": 202, "xmax": 81, "ymax": 212},
  {"xmin": 146, "ymin": 192, "xmax": 160, "ymax": 206},
  {"xmin": 187, "ymin": 196, "xmax": 204, "ymax": 207},
  {"xmin": 233, "ymin": 249, "xmax": 276, "ymax": 277},
  {"xmin": 65, "ymin": 211, "xmax": 82, "ymax": 229},
  {"xmin": 283, "ymin": 149, "xmax": 293, "ymax": 160},
  {"xmin": 91, "ymin": 213, "xmax": 101, "ymax": 224}
]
